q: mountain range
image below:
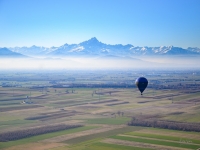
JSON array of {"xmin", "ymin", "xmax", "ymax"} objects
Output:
[{"xmin": 1, "ymin": 37, "xmax": 200, "ymax": 58}]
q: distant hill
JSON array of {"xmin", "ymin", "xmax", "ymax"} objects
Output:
[
  {"xmin": 9, "ymin": 45, "xmax": 57, "ymax": 57},
  {"xmin": 0, "ymin": 48, "xmax": 27, "ymax": 58}
]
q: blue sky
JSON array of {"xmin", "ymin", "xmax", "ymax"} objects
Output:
[{"xmin": 0, "ymin": 0, "xmax": 200, "ymax": 48}]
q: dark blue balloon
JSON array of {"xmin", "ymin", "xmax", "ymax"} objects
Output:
[{"xmin": 135, "ymin": 77, "xmax": 148, "ymax": 95}]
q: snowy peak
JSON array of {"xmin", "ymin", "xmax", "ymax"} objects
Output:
[
  {"xmin": 88, "ymin": 37, "xmax": 99, "ymax": 42},
  {"xmin": 9, "ymin": 45, "xmax": 58, "ymax": 57},
  {"xmin": 80, "ymin": 37, "xmax": 103, "ymax": 47},
  {"xmin": 187, "ymin": 47, "xmax": 200, "ymax": 53},
  {"xmin": 69, "ymin": 46, "xmax": 84, "ymax": 52},
  {"xmin": 84, "ymin": 37, "xmax": 99, "ymax": 43}
]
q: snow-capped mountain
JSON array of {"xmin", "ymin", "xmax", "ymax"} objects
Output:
[
  {"xmin": 129, "ymin": 46, "xmax": 197, "ymax": 55},
  {"xmin": 4, "ymin": 37, "xmax": 200, "ymax": 58},
  {"xmin": 9, "ymin": 45, "xmax": 58, "ymax": 57},
  {"xmin": 48, "ymin": 37, "xmax": 132, "ymax": 57},
  {"xmin": 187, "ymin": 47, "xmax": 200, "ymax": 53}
]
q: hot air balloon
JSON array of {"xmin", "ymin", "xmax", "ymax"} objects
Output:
[{"xmin": 135, "ymin": 77, "xmax": 148, "ymax": 95}]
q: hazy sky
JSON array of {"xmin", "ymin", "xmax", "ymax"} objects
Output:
[{"xmin": 0, "ymin": 0, "xmax": 200, "ymax": 48}]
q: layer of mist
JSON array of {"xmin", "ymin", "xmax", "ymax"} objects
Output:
[{"xmin": 0, "ymin": 56, "xmax": 200, "ymax": 70}]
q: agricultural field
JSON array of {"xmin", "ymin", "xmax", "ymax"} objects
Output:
[{"xmin": 0, "ymin": 70, "xmax": 200, "ymax": 150}]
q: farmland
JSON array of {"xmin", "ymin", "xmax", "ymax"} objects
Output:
[{"xmin": 0, "ymin": 69, "xmax": 200, "ymax": 150}]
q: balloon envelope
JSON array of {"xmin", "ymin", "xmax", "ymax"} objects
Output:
[{"xmin": 135, "ymin": 77, "xmax": 148, "ymax": 95}]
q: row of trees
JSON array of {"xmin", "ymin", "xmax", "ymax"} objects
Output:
[
  {"xmin": 52, "ymin": 83, "xmax": 136, "ymax": 88},
  {"xmin": 25, "ymin": 111, "xmax": 79, "ymax": 121},
  {"xmin": 0, "ymin": 105, "xmax": 43, "ymax": 112},
  {"xmin": 0, "ymin": 124, "xmax": 83, "ymax": 142},
  {"xmin": 128, "ymin": 118, "xmax": 200, "ymax": 132}
]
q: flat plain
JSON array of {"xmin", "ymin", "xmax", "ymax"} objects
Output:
[{"xmin": 0, "ymin": 70, "xmax": 200, "ymax": 150}]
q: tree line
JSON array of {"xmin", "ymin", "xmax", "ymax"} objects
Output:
[
  {"xmin": 128, "ymin": 118, "xmax": 200, "ymax": 132},
  {"xmin": 0, "ymin": 124, "xmax": 83, "ymax": 142}
]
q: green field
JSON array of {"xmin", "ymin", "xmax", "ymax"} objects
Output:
[
  {"xmin": 125, "ymin": 132, "xmax": 200, "ymax": 144},
  {"xmin": 65, "ymin": 126, "xmax": 142, "ymax": 144},
  {"xmin": 111, "ymin": 135, "xmax": 200, "ymax": 149},
  {"xmin": 69, "ymin": 142, "xmax": 153, "ymax": 150},
  {"xmin": 86, "ymin": 117, "xmax": 131, "ymax": 125},
  {"xmin": 0, "ymin": 126, "xmax": 97, "ymax": 149}
]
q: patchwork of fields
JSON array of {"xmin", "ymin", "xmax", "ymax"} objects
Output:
[{"xmin": 0, "ymin": 70, "xmax": 200, "ymax": 150}]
